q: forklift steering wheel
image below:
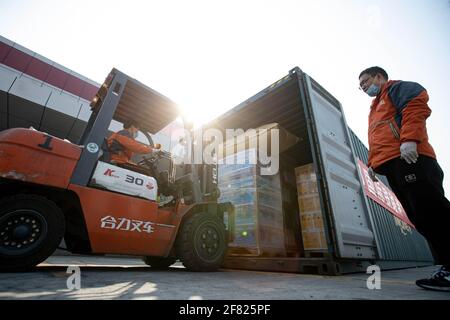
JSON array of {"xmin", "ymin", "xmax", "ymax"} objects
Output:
[{"xmin": 137, "ymin": 154, "xmax": 158, "ymax": 168}]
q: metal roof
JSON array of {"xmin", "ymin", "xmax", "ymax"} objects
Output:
[
  {"xmin": 93, "ymin": 68, "xmax": 181, "ymax": 134},
  {"xmin": 206, "ymin": 69, "xmax": 309, "ymax": 161}
]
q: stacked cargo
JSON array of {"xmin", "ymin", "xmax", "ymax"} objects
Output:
[
  {"xmin": 213, "ymin": 68, "xmax": 433, "ymax": 274},
  {"xmin": 219, "ymin": 149, "xmax": 285, "ymax": 256},
  {"xmin": 295, "ymin": 164, "xmax": 328, "ymax": 251}
]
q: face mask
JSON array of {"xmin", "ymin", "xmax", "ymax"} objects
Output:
[{"xmin": 366, "ymin": 84, "xmax": 380, "ymax": 97}]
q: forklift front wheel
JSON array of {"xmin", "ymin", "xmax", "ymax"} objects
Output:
[
  {"xmin": 0, "ymin": 194, "xmax": 65, "ymax": 272},
  {"xmin": 176, "ymin": 212, "xmax": 226, "ymax": 272}
]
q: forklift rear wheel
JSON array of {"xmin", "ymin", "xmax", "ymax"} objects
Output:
[
  {"xmin": 176, "ymin": 212, "xmax": 226, "ymax": 272},
  {"xmin": 0, "ymin": 194, "xmax": 65, "ymax": 272},
  {"xmin": 142, "ymin": 256, "xmax": 177, "ymax": 270}
]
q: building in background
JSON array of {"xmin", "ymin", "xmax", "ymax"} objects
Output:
[{"xmin": 0, "ymin": 35, "xmax": 99, "ymax": 142}]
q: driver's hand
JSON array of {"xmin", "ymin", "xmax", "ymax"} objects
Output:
[
  {"xmin": 154, "ymin": 143, "xmax": 161, "ymax": 149},
  {"xmin": 151, "ymin": 148, "xmax": 162, "ymax": 155}
]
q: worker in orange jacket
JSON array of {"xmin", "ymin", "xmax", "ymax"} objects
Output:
[
  {"xmin": 359, "ymin": 66, "xmax": 450, "ymax": 292},
  {"xmin": 107, "ymin": 120, "xmax": 160, "ymax": 165},
  {"xmin": 107, "ymin": 120, "xmax": 173, "ymax": 206}
]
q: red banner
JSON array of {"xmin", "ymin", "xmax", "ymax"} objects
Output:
[{"xmin": 357, "ymin": 160, "xmax": 415, "ymax": 228}]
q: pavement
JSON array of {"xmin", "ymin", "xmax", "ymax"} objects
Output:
[{"xmin": 0, "ymin": 255, "xmax": 449, "ymax": 300}]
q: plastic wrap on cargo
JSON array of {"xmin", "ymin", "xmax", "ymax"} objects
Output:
[{"xmin": 218, "ymin": 149, "xmax": 285, "ymax": 255}]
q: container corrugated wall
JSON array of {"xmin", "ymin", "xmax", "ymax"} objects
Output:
[{"xmin": 349, "ymin": 129, "xmax": 434, "ymax": 262}]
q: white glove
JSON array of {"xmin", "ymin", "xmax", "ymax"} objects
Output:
[
  {"xmin": 400, "ymin": 141, "xmax": 418, "ymax": 164},
  {"xmin": 152, "ymin": 149, "xmax": 162, "ymax": 155},
  {"xmin": 368, "ymin": 167, "xmax": 378, "ymax": 182}
]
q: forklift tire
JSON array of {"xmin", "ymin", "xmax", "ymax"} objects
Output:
[
  {"xmin": 0, "ymin": 194, "xmax": 65, "ymax": 272},
  {"xmin": 176, "ymin": 212, "xmax": 226, "ymax": 272},
  {"xmin": 142, "ymin": 256, "xmax": 177, "ymax": 270}
]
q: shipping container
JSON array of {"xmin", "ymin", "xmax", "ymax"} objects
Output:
[{"xmin": 208, "ymin": 67, "xmax": 434, "ymax": 275}]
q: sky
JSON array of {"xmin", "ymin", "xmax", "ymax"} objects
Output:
[{"xmin": 1, "ymin": 0, "xmax": 449, "ymax": 190}]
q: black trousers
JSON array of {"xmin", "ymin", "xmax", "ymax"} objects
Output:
[{"xmin": 376, "ymin": 156, "xmax": 450, "ymax": 268}]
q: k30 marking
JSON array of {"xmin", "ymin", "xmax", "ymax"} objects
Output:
[{"xmin": 125, "ymin": 175, "xmax": 144, "ymax": 186}]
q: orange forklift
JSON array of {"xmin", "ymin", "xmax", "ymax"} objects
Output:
[{"xmin": 0, "ymin": 69, "xmax": 232, "ymax": 272}]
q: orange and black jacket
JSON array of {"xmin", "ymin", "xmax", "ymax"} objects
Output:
[
  {"xmin": 368, "ymin": 80, "xmax": 436, "ymax": 171},
  {"xmin": 107, "ymin": 130, "xmax": 153, "ymax": 164}
]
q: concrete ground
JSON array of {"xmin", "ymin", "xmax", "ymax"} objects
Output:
[{"xmin": 0, "ymin": 255, "xmax": 449, "ymax": 300}]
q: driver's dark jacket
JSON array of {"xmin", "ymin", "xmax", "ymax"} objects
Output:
[{"xmin": 107, "ymin": 130, "xmax": 153, "ymax": 164}]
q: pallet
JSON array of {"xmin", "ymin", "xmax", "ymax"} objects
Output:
[
  {"xmin": 303, "ymin": 251, "xmax": 330, "ymax": 259},
  {"xmin": 223, "ymin": 256, "xmax": 341, "ymax": 276}
]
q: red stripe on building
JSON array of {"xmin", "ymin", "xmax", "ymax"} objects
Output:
[
  {"xmin": 4, "ymin": 47, "xmax": 32, "ymax": 72},
  {"xmin": 0, "ymin": 41, "xmax": 99, "ymax": 101},
  {"xmin": 0, "ymin": 42, "xmax": 12, "ymax": 62},
  {"xmin": 27, "ymin": 57, "xmax": 52, "ymax": 80},
  {"xmin": 64, "ymin": 75, "xmax": 85, "ymax": 97}
]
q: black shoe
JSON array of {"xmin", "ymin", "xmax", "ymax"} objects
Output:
[{"xmin": 416, "ymin": 266, "xmax": 450, "ymax": 292}]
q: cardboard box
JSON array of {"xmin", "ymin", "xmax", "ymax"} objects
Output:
[
  {"xmin": 295, "ymin": 164, "xmax": 316, "ymax": 182},
  {"xmin": 300, "ymin": 211, "xmax": 324, "ymax": 231},
  {"xmin": 296, "ymin": 180, "xmax": 318, "ymax": 195},
  {"xmin": 313, "ymin": 213, "xmax": 324, "ymax": 229},
  {"xmin": 302, "ymin": 230, "xmax": 327, "ymax": 250},
  {"xmin": 295, "ymin": 163, "xmax": 327, "ymax": 251},
  {"xmin": 298, "ymin": 194, "xmax": 321, "ymax": 213},
  {"xmin": 220, "ymin": 122, "xmax": 300, "ymax": 158},
  {"xmin": 300, "ymin": 213, "xmax": 315, "ymax": 230}
]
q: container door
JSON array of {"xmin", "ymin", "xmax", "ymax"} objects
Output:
[{"xmin": 298, "ymin": 71, "xmax": 379, "ymax": 259}]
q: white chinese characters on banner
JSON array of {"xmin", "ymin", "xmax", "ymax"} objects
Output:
[
  {"xmin": 100, "ymin": 216, "xmax": 155, "ymax": 234},
  {"xmin": 357, "ymin": 160, "xmax": 414, "ymax": 228}
]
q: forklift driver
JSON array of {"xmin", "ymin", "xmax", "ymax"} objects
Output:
[
  {"xmin": 107, "ymin": 119, "xmax": 159, "ymax": 165},
  {"xmin": 107, "ymin": 119, "xmax": 174, "ymax": 206}
]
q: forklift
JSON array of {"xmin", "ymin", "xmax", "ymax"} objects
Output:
[{"xmin": 0, "ymin": 69, "xmax": 232, "ymax": 272}]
